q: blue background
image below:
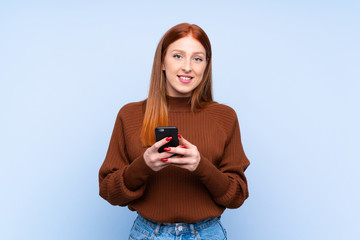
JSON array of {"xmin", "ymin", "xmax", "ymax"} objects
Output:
[{"xmin": 1, "ymin": 1, "xmax": 359, "ymax": 239}]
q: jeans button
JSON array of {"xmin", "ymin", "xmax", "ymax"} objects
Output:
[{"xmin": 178, "ymin": 226, "xmax": 183, "ymax": 231}]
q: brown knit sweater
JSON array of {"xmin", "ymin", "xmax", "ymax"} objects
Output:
[{"xmin": 98, "ymin": 95, "xmax": 250, "ymax": 223}]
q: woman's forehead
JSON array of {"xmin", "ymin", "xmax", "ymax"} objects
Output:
[{"xmin": 167, "ymin": 36, "xmax": 206, "ymax": 55}]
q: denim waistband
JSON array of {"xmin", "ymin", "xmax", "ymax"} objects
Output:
[{"xmin": 136, "ymin": 213, "xmax": 220, "ymax": 236}]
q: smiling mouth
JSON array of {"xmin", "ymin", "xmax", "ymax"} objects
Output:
[
  {"xmin": 178, "ymin": 75, "xmax": 193, "ymax": 80},
  {"xmin": 177, "ymin": 75, "xmax": 194, "ymax": 84}
]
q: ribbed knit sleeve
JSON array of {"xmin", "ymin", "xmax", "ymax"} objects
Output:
[
  {"xmin": 98, "ymin": 109, "xmax": 155, "ymax": 206},
  {"xmin": 192, "ymin": 107, "xmax": 250, "ymax": 208}
]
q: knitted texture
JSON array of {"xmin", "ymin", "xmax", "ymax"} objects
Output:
[{"xmin": 99, "ymin": 95, "xmax": 250, "ymax": 223}]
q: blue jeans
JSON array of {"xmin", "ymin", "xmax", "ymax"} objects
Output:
[{"xmin": 128, "ymin": 213, "xmax": 228, "ymax": 239}]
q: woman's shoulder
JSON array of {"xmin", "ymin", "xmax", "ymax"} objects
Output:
[
  {"xmin": 204, "ymin": 101, "xmax": 240, "ymax": 136},
  {"xmin": 118, "ymin": 99, "xmax": 146, "ymax": 118},
  {"xmin": 204, "ymin": 100, "xmax": 238, "ymax": 119}
]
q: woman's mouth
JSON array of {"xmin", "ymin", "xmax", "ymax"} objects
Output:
[{"xmin": 177, "ymin": 75, "xmax": 193, "ymax": 84}]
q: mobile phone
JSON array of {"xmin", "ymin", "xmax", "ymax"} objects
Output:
[{"xmin": 155, "ymin": 127, "xmax": 179, "ymax": 156}]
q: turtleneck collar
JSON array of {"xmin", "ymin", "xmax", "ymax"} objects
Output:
[{"xmin": 166, "ymin": 95, "xmax": 192, "ymax": 112}]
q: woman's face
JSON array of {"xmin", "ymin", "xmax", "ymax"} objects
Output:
[{"xmin": 162, "ymin": 35, "xmax": 207, "ymax": 97}]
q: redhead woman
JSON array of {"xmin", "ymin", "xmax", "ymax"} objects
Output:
[{"xmin": 98, "ymin": 23, "xmax": 250, "ymax": 240}]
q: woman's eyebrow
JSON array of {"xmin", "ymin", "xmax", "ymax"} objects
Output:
[{"xmin": 171, "ymin": 49, "xmax": 205, "ymax": 55}]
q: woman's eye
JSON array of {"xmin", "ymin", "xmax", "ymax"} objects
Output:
[
  {"xmin": 194, "ymin": 57, "xmax": 203, "ymax": 62},
  {"xmin": 173, "ymin": 54, "xmax": 182, "ymax": 59}
]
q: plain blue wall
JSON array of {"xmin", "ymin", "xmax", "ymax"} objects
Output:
[{"xmin": 1, "ymin": 1, "xmax": 359, "ymax": 239}]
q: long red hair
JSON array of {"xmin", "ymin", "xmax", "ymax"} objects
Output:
[{"xmin": 140, "ymin": 23, "xmax": 213, "ymax": 147}]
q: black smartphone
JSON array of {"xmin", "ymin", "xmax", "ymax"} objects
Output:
[{"xmin": 155, "ymin": 127, "xmax": 179, "ymax": 156}]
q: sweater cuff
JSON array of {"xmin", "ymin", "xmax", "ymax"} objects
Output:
[
  {"xmin": 192, "ymin": 153, "xmax": 230, "ymax": 198},
  {"xmin": 124, "ymin": 153, "xmax": 155, "ymax": 191}
]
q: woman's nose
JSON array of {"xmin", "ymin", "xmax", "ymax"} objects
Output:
[{"xmin": 182, "ymin": 59, "xmax": 192, "ymax": 72}]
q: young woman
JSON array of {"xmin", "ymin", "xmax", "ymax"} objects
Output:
[{"xmin": 98, "ymin": 23, "xmax": 250, "ymax": 239}]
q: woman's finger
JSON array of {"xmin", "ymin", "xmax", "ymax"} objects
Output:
[
  {"xmin": 158, "ymin": 151, "xmax": 176, "ymax": 159},
  {"xmin": 151, "ymin": 136, "xmax": 173, "ymax": 153},
  {"xmin": 178, "ymin": 134, "xmax": 193, "ymax": 149},
  {"xmin": 163, "ymin": 146, "xmax": 188, "ymax": 156},
  {"xmin": 166, "ymin": 156, "xmax": 189, "ymax": 165}
]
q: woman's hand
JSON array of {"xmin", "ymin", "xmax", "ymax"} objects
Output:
[
  {"xmin": 143, "ymin": 137, "xmax": 175, "ymax": 171},
  {"xmin": 163, "ymin": 134, "xmax": 201, "ymax": 172}
]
